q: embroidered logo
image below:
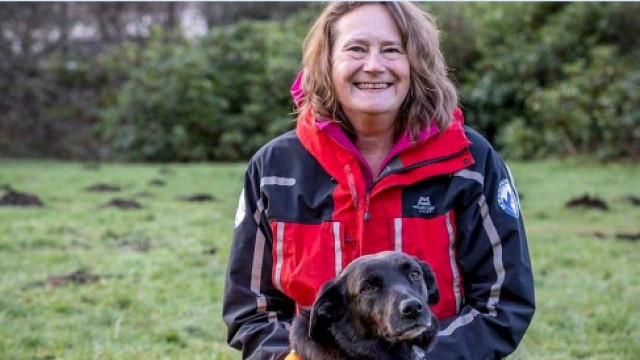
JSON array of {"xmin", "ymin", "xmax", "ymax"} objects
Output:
[
  {"xmin": 413, "ymin": 196, "xmax": 435, "ymax": 214},
  {"xmin": 498, "ymin": 179, "xmax": 519, "ymax": 218}
]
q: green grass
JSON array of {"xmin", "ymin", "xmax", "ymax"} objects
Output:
[{"xmin": 0, "ymin": 159, "xmax": 639, "ymax": 359}]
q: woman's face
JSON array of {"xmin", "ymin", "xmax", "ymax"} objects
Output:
[{"xmin": 331, "ymin": 4, "xmax": 410, "ymax": 123}]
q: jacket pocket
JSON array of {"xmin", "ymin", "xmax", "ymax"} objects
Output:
[{"xmin": 270, "ymin": 220, "xmax": 353, "ymax": 307}]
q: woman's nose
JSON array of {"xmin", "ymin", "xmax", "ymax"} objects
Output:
[{"xmin": 363, "ymin": 52, "xmax": 385, "ymax": 73}]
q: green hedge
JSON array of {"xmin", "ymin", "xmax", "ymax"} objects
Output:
[
  {"xmin": 5, "ymin": 3, "xmax": 636, "ymax": 161},
  {"xmin": 97, "ymin": 17, "xmax": 308, "ymax": 161},
  {"xmin": 458, "ymin": 3, "xmax": 640, "ymax": 160}
]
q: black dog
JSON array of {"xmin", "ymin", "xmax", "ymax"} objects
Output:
[{"xmin": 290, "ymin": 251, "xmax": 439, "ymax": 360}]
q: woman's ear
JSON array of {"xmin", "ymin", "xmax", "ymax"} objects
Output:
[
  {"xmin": 309, "ymin": 279, "xmax": 346, "ymax": 340},
  {"xmin": 414, "ymin": 257, "xmax": 440, "ymax": 306}
]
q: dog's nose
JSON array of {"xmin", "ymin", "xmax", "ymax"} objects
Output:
[{"xmin": 400, "ymin": 299, "xmax": 424, "ymax": 319}]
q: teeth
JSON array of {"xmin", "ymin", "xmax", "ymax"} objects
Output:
[{"xmin": 357, "ymin": 83, "xmax": 390, "ymax": 89}]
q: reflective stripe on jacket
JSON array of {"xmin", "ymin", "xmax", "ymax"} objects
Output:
[{"xmin": 223, "ymin": 108, "xmax": 535, "ymax": 360}]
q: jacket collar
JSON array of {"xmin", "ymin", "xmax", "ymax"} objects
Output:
[{"xmin": 296, "ymin": 107, "xmax": 473, "ymax": 191}]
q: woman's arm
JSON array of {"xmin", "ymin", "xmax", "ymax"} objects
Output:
[
  {"xmin": 427, "ymin": 140, "xmax": 535, "ymax": 359},
  {"xmin": 223, "ymin": 159, "xmax": 296, "ymax": 360}
]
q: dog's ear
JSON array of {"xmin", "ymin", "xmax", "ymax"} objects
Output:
[
  {"xmin": 309, "ymin": 279, "xmax": 346, "ymax": 340},
  {"xmin": 414, "ymin": 257, "xmax": 440, "ymax": 306}
]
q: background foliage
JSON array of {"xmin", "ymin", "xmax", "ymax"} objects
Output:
[
  {"xmin": 98, "ymin": 16, "xmax": 310, "ymax": 162},
  {"xmin": 1, "ymin": 3, "xmax": 638, "ymax": 161}
]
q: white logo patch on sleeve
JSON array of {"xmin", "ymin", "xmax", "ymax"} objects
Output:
[
  {"xmin": 234, "ymin": 189, "xmax": 246, "ymax": 228},
  {"xmin": 498, "ymin": 179, "xmax": 519, "ymax": 218}
]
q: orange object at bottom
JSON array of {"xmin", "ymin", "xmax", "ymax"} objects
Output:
[{"xmin": 284, "ymin": 350, "xmax": 301, "ymax": 360}]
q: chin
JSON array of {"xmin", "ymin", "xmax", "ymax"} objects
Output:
[{"xmin": 352, "ymin": 104, "xmax": 400, "ymax": 117}]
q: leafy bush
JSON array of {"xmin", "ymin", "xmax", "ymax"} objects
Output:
[
  {"xmin": 461, "ymin": 2, "xmax": 640, "ymax": 160},
  {"xmin": 514, "ymin": 46, "xmax": 640, "ymax": 159},
  {"xmin": 98, "ymin": 17, "xmax": 308, "ymax": 162}
]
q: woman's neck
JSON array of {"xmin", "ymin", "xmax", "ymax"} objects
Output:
[
  {"xmin": 353, "ymin": 126, "xmax": 395, "ymax": 177},
  {"xmin": 342, "ymin": 110, "xmax": 398, "ymax": 176}
]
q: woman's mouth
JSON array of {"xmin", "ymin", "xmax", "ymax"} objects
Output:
[{"xmin": 355, "ymin": 83, "xmax": 391, "ymax": 90}]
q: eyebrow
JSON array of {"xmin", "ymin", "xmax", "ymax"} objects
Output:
[{"xmin": 342, "ymin": 37, "xmax": 403, "ymax": 47}]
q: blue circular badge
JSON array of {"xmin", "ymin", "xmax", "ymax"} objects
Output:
[{"xmin": 498, "ymin": 179, "xmax": 519, "ymax": 218}]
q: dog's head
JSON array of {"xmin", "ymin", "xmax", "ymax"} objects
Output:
[{"xmin": 309, "ymin": 251, "xmax": 439, "ymax": 349}]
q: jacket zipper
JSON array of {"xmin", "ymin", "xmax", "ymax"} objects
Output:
[
  {"xmin": 373, "ymin": 147, "xmax": 469, "ymax": 186},
  {"xmin": 364, "ymin": 192, "xmax": 371, "ymax": 221},
  {"xmin": 363, "ymin": 147, "xmax": 469, "ymax": 222}
]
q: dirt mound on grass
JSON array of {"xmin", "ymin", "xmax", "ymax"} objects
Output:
[
  {"xmin": 149, "ymin": 179, "xmax": 166, "ymax": 187},
  {"xmin": 47, "ymin": 269, "xmax": 102, "ymax": 287},
  {"xmin": 178, "ymin": 193, "xmax": 217, "ymax": 202},
  {"xmin": 615, "ymin": 232, "xmax": 640, "ymax": 242},
  {"xmin": 0, "ymin": 186, "xmax": 44, "ymax": 207},
  {"xmin": 86, "ymin": 183, "xmax": 121, "ymax": 192},
  {"xmin": 203, "ymin": 246, "xmax": 218, "ymax": 255},
  {"xmin": 624, "ymin": 194, "xmax": 640, "ymax": 206},
  {"xmin": 101, "ymin": 198, "xmax": 142, "ymax": 210},
  {"xmin": 565, "ymin": 195, "xmax": 609, "ymax": 211},
  {"xmin": 585, "ymin": 231, "xmax": 640, "ymax": 242}
]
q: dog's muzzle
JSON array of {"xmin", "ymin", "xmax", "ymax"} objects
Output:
[{"xmin": 389, "ymin": 295, "xmax": 434, "ymax": 341}]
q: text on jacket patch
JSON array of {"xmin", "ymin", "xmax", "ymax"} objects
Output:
[{"xmin": 413, "ymin": 196, "xmax": 436, "ymax": 214}]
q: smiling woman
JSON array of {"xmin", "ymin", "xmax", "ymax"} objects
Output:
[
  {"xmin": 330, "ymin": 4, "xmax": 410, "ymax": 131},
  {"xmin": 224, "ymin": 2, "xmax": 535, "ymax": 360}
]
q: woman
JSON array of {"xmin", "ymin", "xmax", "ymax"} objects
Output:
[{"xmin": 224, "ymin": 2, "xmax": 535, "ymax": 359}]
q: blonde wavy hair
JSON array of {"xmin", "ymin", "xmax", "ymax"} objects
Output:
[{"xmin": 299, "ymin": 2, "xmax": 458, "ymax": 140}]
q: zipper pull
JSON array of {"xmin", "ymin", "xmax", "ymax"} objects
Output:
[{"xmin": 364, "ymin": 192, "xmax": 371, "ymax": 221}]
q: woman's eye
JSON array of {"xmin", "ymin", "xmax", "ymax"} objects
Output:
[
  {"xmin": 384, "ymin": 48, "xmax": 401, "ymax": 53},
  {"xmin": 362, "ymin": 284, "xmax": 376, "ymax": 293},
  {"xmin": 410, "ymin": 271, "xmax": 421, "ymax": 281},
  {"xmin": 347, "ymin": 46, "xmax": 365, "ymax": 53}
]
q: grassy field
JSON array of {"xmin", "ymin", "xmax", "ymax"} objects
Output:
[{"xmin": 0, "ymin": 160, "xmax": 638, "ymax": 359}]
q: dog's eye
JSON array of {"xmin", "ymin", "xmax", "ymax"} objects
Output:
[
  {"xmin": 362, "ymin": 284, "xmax": 377, "ymax": 293},
  {"xmin": 410, "ymin": 271, "xmax": 421, "ymax": 281}
]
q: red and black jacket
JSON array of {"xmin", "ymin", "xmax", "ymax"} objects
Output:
[{"xmin": 224, "ymin": 109, "xmax": 535, "ymax": 359}]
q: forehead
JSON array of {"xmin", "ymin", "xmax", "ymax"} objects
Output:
[
  {"xmin": 343, "ymin": 253, "xmax": 417, "ymax": 283},
  {"xmin": 333, "ymin": 4, "xmax": 403, "ymax": 45}
]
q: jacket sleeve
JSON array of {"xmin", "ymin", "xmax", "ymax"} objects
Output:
[
  {"xmin": 223, "ymin": 158, "xmax": 296, "ymax": 360},
  {"xmin": 426, "ymin": 147, "xmax": 535, "ymax": 359}
]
